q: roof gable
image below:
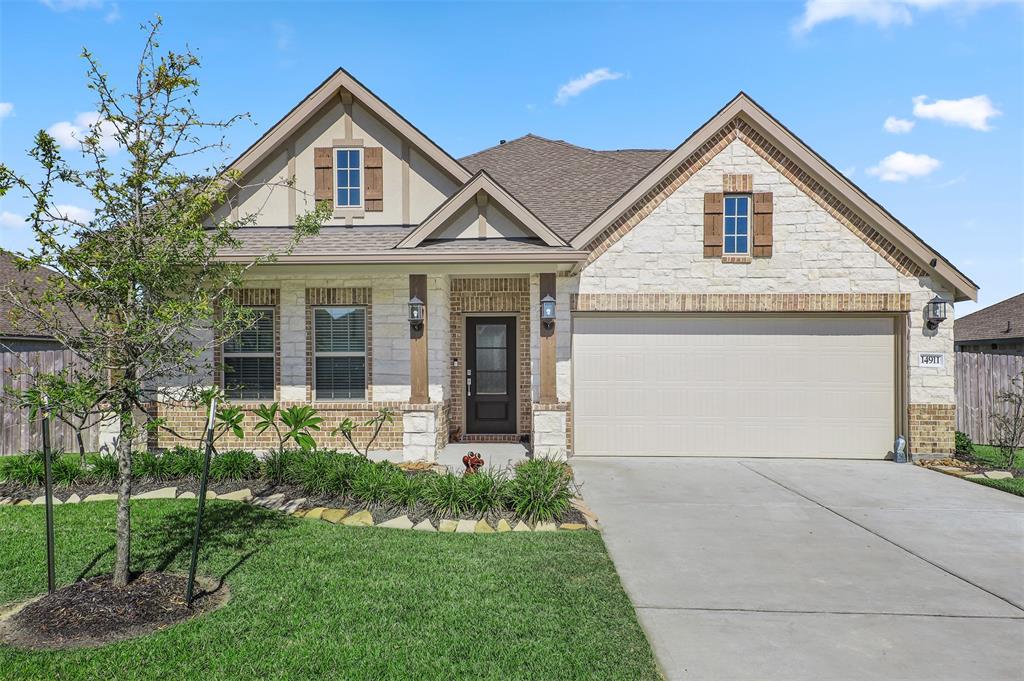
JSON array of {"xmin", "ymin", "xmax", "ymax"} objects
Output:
[{"xmin": 568, "ymin": 93, "xmax": 978, "ymax": 302}]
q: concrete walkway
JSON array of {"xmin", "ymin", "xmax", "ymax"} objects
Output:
[{"xmin": 572, "ymin": 457, "xmax": 1024, "ymax": 681}]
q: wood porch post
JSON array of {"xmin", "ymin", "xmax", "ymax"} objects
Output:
[
  {"xmin": 409, "ymin": 274, "xmax": 429, "ymax": 404},
  {"xmin": 539, "ymin": 273, "xmax": 557, "ymax": 404}
]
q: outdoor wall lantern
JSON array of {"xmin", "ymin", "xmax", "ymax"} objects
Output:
[
  {"xmin": 408, "ymin": 295, "xmax": 425, "ymax": 329},
  {"xmin": 540, "ymin": 294, "xmax": 556, "ymax": 328},
  {"xmin": 925, "ymin": 299, "xmax": 949, "ymax": 331}
]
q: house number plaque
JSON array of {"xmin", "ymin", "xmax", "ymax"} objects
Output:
[{"xmin": 919, "ymin": 353, "xmax": 944, "ymax": 368}]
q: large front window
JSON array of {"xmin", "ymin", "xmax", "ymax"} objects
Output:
[
  {"xmin": 222, "ymin": 308, "xmax": 275, "ymax": 400},
  {"xmin": 724, "ymin": 195, "xmax": 750, "ymax": 255},
  {"xmin": 334, "ymin": 148, "xmax": 362, "ymax": 208},
  {"xmin": 314, "ymin": 306, "xmax": 367, "ymax": 400}
]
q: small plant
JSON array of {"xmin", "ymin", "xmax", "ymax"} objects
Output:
[
  {"xmin": 51, "ymin": 455, "xmax": 84, "ymax": 488},
  {"xmin": 133, "ymin": 450, "xmax": 167, "ymax": 479},
  {"xmin": 254, "ymin": 403, "xmax": 322, "ymax": 454},
  {"xmin": 461, "ymin": 468, "xmax": 508, "ymax": 515},
  {"xmin": 423, "ymin": 473, "xmax": 469, "ymax": 518},
  {"xmin": 162, "ymin": 446, "xmax": 204, "ymax": 479},
  {"xmin": 349, "ymin": 460, "xmax": 405, "ymax": 504},
  {"xmin": 331, "ymin": 408, "xmax": 394, "ymax": 457},
  {"xmin": 506, "ymin": 459, "xmax": 575, "ymax": 523},
  {"xmin": 2, "ymin": 452, "xmax": 46, "ymax": 486},
  {"xmin": 387, "ymin": 473, "xmax": 426, "ymax": 508},
  {"xmin": 954, "ymin": 431, "xmax": 975, "ymax": 458},
  {"xmin": 261, "ymin": 448, "xmax": 302, "ymax": 485},
  {"xmin": 992, "ymin": 369, "xmax": 1024, "ymax": 471},
  {"xmin": 210, "ymin": 449, "xmax": 260, "ymax": 481},
  {"xmin": 86, "ymin": 452, "xmax": 119, "ymax": 482}
]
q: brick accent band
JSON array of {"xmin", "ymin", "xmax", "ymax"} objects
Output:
[
  {"xmin": 570, "ymin": 293, "xmax": 911, "ymax": 313},
  {"xmin": 723, "ymin": 173, "xmax": 753, "ymax": 192},
  {"xmin": 908, "ymin": 403, "xmax": 955, "ymax": 456}
]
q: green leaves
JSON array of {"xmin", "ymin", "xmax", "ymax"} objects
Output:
[{"xmin": 215, "ymin": 405, "xmax": 245, "ymax": 441}]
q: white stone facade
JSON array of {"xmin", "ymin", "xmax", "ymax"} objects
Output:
[{"xmin": 532, "ymin": 408, "xmax": 568, "ymax": 461}]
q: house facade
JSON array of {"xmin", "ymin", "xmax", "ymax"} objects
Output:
[{"xmin": 153, "ymin": 69, "xmax": 977, "ymax": 460}]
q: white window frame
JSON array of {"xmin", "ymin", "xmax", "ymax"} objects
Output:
[
  {"xmin": 222, "ymin": 306, "xmax": 275, "ymax": 400},
  {"xmin": 333, "ymin": 147, "xmax": 364, "ymax": 209},
  {"xmin": 313, "ymin": 305, "xmax": 368, "ymax": 401},
  {"xmin": 723, "ymin": 194, "xmax": 751, "ymax": 255}
]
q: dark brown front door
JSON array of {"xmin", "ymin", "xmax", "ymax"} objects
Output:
[{"xmin": 466, "ymin": 316, "xmax": 516, "ymax": 434}]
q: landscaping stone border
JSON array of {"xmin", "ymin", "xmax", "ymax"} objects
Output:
[{"xmin": 0, "ymin": 487, "xmax": 601, "ymax": 534}]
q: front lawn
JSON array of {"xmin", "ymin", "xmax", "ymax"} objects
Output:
[
  {"xmin": 968, "ymin": 444, "xmax": 1024, "ymax": 469},
  {"xmin": 0, "ymin": 500, "xmax": 659, "ymax": 680}
]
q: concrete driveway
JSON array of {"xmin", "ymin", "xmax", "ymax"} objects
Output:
[{"xmin": 572, "ymin": 458, "xmax": 1024, "ymax": 681}]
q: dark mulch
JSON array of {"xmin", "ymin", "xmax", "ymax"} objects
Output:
[{"xmin": 0, "ymin": 572, "xmax": 227, "ymax": 651}]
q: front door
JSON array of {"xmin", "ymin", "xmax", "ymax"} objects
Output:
[{"xmin": 466, "ymin": 316, "xmax": 516, "ymax": 434}]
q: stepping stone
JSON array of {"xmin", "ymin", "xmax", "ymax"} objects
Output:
[
  {"xmin": 341, "ymin": 510, "xmax": 374, "ymax": 527},
  {"xmin": 438, "ymin": 519, "xmax": 458, "ymax": 533},
  {"xmin": 495, "ymin": 519, "xmax": 512, "ymax": 532},
  {"xmin": 32, "ymin": 496, "xmax": 61, "ymax": 505},
  {"xmin": 321, "ymin": 508, "xmax": 349, "ymax": 524},
  {"xmin": 378, "ymin": 515, "xmax": 414, "ymax": 530},
  {"xmin": 136, "ymin": 487, "xmax": 177, "ymax": 500},
  {"xmin": 291, "ymin": 509, "xmax": 307, "ymax": 518},
  {"xmin": 413, "ymin": 519, "xmax": 436, "ymax": 532},
  {"xmin": 965, "ymin": 473, "xmax": 987, "ymax": 480},
  {"xmin": 511, "ymin": 521, "xmax": 531, "ymax": 532},
  {"xmin": 559, "ymin": 523, "xmax": 587, "ymax": 531},
  {"xmin": 985, "ymin": 471, "xmax": 1014, "ymax": 480},
  {"xmin": 474, "ymin": 519, "xmax": 495, "ymax": 534},
  {"xmin": 251, "ymin": 493, "xmax": 286, "ymax": 509},
  {"xmin": 304, "ymin": 507, "xmax": 327, "ymax": 521},
  {"xmin": 205, "ymin": 491, "xmax": 218, "ymax": 500},
  {"xmin": 83, "ymin": 493, "xmax": 117, "ymax": 503},
  {"xmin": 455, "ymin": 519, "xmax": 476, "ymax": 533},
  {"xmin": 534, "ymin": 522, "xmax": 558, "ymax": 532},
  {"xmin": 0, "ymin": 498, "xmax": 10, "ymax": 506},
  {"xmin": 280, "ymin": 498, "xmax": 306, "ymax": 514},
  {"xmin": 177, "ymin": 491, "xmax": 196, "ymax": 499},
  {"xmin": 933, "ymin": 465, "xmax": 962, "ymax": 472},
  {"xmin": 218, "ymin": 488, "xmax": 252, "ymax": 502},
  {"xmin": 16, "ymin": 500, "xmax": 32, "ymax": 506},
  {"xmin": 64, "ymin": 493, "xmax": 81, "ymax": 504}
]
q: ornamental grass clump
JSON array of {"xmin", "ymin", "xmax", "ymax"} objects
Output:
[
  {"xmin": 462, "ymin": 468, "xmax": 509, "ymax": 515},
  {"xmin": 423, "ymin": 472, "xmax": 470, "ymax": 518},
  {"xmin": 162, "ymin": 446, "xmax": 204, "ymax": 479},
  {"xmin": 209, "ymin": 449, "xmax": 260, "ymax": 481},
  {"xmin": 132, "ymin": 451, "xmax": 167, "ymax": 480},
  {"xmin": 349, "ymin": 460, "xmax": 406, "ymax": 504},
  {"xmin": 1, "ymin": 452, "xmax": 46, "ymax": 486},
  {"xmin": 51, "ymin": 455, "xmax": 85, "ymax": 488},
  {"xmin": 86, "ymin": 452, "xmax": 118, "ymax": 482},
  {"xmin": 506, "ymin": 459, "xmax": 576, "ymax": 523}
]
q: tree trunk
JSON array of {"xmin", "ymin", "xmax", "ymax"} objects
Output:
[
  {"xmin": 112, "ymin": 407, "xmax": 134, "ymax": 587},
  {"xmin": 77, "ymin": 429, "xmax": 86, "ymax": 468}
]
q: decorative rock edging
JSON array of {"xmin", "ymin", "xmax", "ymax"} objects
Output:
[
  {"xmin": 0, "ymin": 487, "xmax": 598, "ymax": 534},
  {"xmin": 917, "ymin": 460, "xmax": 1019, "ymax": 483}
]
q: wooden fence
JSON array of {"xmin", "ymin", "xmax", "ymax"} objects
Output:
[
  {"xmin": 955, "ymin": 350, "xmax": 1024, "ymax": 445},
  {"xmin": 0, "ymin": 347, "xmax": 103, "ymax": 455}
]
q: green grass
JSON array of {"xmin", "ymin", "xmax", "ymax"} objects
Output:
[
  {"xmin": 0, "ymin": 501, "xmax": 659, "ymax": 680},
  {"xmin": 970, "ymin": 477, "xmax": 1024, "ymax": 497},
  {"xmin": 968, "ymin": 444, "xmax": 1024, "ymax": 469}
]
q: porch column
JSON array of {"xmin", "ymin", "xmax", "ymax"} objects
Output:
[
  {"xmin": 409, "ymin": 274, "xmax": 429, "ymax": 404},
  {"xmin": 539, "ymin": 272, "xmax": 557, "ymax": 404}
]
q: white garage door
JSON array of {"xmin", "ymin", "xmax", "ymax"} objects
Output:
[{"xmin": 572, "ymin": 315, "xmax": 896, "ymax": 458}]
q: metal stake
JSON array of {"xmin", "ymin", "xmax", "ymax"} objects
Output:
[
  {"xmin": 41, "ymin": 397, "xmax": 56, "ymax": 594},
  {"xmin": 186, "ymin": 397, "xmax": 217, "ymax": 606}
]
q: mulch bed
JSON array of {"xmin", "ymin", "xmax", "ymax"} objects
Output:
[{"xmin": 0, "ymin": 572, "xmax": 228, "ymax": 651}]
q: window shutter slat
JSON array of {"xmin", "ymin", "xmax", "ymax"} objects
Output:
[
  {"xmin": 753, "ymin": 191, "xmax": 773, "ymax": 257},
  {"xmin": 364, "ymin": 146, "xmax": 383, "ymax": 211},
  {"xmin": 314, "ymin": 147, "xmax": 333, "ymax": 202},
  {"xmin": 703, "ymin": 192, "xmax": 723, "ymax": 257}
]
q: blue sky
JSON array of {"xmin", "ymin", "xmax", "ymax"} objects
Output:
[{"xmin": 1, "ymin": 0, "xmax": 1021, "ymax": 315}]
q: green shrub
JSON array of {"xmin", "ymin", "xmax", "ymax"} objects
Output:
[
  {"xmin": 461, "ymin": 468, "xmax": 509, "ymax": 515},
  {"xmin": 349, "ymin": 460, "xmax": 405, "ymax": 504},
  {"xmin": 133, "ymin": 450, "xmax": 166, "ymax": 479},
  {"xmin": 163, "ymin": 446, "xmax": 204, "ymax": 479},
  {"xmin": 2, "ymin": 453, "xmax": 46, "ymax": 486},
  {"xmin": 423, "ymin": 473, "xmax": 469, "ymax": 518},
  {"xmin": 51, "ymin": 455, "xmax": 84, "ymax": 487},
  {"xmin": 86, "ymin": 452, "xmax": 118, "ymax": 482},
  {"xmin": 210, "ymin": 449, "xmax": 259, "ymax": 481},
  {"xmin": 506, "ymin": 459, "xmax": 575, "ymax": 523},
  {"xmin": 261, "ymin": 448, "xmax": 301, "ymax": 485},
  {"xmin": 955, "ymin": 431, "xmax": 975, "ymax": 457},
  {"xmin": 388, "ymin": 473, "xmax": 427, "ymax": 508}
]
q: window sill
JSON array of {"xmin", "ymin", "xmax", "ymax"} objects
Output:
[
  {"xmin": 721, "ymin": 255, "xmax": 752, "ymax": 264},
  {"xmin": 332, "ymin": 208, "xmax": 365, "ymax": 219}
]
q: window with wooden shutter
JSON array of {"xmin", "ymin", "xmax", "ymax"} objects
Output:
[
  {"xmin": 703, "ymin": 192, "xmax": 723, "ymax": 257},
  {"xmin": 364, "ymin": 146, "xmax": 383, "ymax": 212},
  {"xmin": 314, "ymin": 147, "xmax": 333, "ymax": 206},
  {"xmin": 753, "ymin": 191, "xmax": 773, "ymax": 257}
]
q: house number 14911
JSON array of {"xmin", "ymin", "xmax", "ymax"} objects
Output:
[{"xmin": 919, "ymin": 353, "xmax": 944, "ymax": 368}]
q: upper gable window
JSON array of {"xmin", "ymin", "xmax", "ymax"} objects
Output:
[
  {"xmin": 723, "ymin": 195, "xmax": 750, "ymax": 255},
  {"xmin": 334, "ymin": 148, "xmax": 363, "ymax": 208}
]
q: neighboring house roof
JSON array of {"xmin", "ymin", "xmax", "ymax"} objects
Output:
[
  {"xmin": 0, "ymin": 252, "xmax": 71, "ymax": 340},
  {"xmin": 459, "ymin": 134, "xmax": 669, "ymax": 243},
  {"xmin": 955, "ymin": 293, "xmax": 1024, "ymax": 343}
]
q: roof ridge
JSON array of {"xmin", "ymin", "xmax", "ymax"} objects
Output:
[{"xmin": 958, "ymin": 292, "xmax": 1024, "ymax": 321}]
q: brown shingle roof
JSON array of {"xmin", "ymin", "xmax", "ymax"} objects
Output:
[
  {"xmin": 0, "ymin": 252, "xmax": 75, "ymax": 339},
  {"xmin": 459, "ymin": 134, "xmax": 669, "ymax": 242},
  {"xmin": 955, "ymin": 293, "xmax": 1024, "ymax": 343}
]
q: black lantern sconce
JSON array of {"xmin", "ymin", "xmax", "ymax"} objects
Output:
[
  {"xmin": 925, "ymin": 299, "xmax": 949, "ymax": 331},
  {"xmin": 408, "ymin": 295, "xmax": 425, "ymax": 330},
  {"xmin": 540, "ymin": 294, "xmax": 556, "ymax": 329}
]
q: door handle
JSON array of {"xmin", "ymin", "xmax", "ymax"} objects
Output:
[{"xmin": 466, "ymin": 376, "xmax": 472, "ymax": 396}]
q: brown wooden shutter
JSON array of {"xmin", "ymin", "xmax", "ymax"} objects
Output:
[
  {"xmin": 314, "ymin": 147, "xmax": 333, "ymax": 206},
  {"xmin": 364, "ymin": 146, "xmax": 383, "ymax": 212},
  {"xmin": 703, "ymin": 192, "xmax": 723, "ymax": 257},
  {"xmin": 752, "ymin": 191, "xmax": 773, "ymax": 257}
]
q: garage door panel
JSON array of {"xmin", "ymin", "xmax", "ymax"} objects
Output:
[{"xmin": 573, "ymin": 316, "xmax": 895, "ymax": 458}]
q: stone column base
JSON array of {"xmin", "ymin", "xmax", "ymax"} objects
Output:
[
  {"xmin": 403, "ymin": 408, "xmax": 439, "ymax": 462},
  {"xmin": 908, "ymin": 403, "xmax": 955, "ymax": 460},
  {"xmin": 532, "ymin": 404, "xmax": 568, "ymax": 461}
]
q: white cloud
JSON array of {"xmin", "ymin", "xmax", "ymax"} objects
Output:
[
  {"xmin": 795, "ymin": 0, "xmax": 1012, "ymax": 33},
  {"xmin": 883, "ymin": 116, "xmax": 915, "ymax": 134},
  {"xmin": 272, "ymin": 21, "xmax": 294, "ymax": 51},
  {"xmin": 104, "ymin": 2, "xmax": 120, "ymax": 22},
  {"xmin": 47, "ymin": 111, "xmax": 120, "ymax": 152},
  {"xmin": 39, "ymin": 0, "xmax": 103, "ymax": 10},
  {"xmin": 867, "ymin": 151, "xmax": 941, "ymax": 182},
  {"xmin": 912, "ymin": 94, "xmax": 1002, "ymax": 131},
  {"xmin": 53, "ymin": 204, "xmax": 93, "ymax": 224},
  {"xmin": 554, "ymin": 68, "xmax": 623, "ymax": 105},
  {"xmin": 0, "ymin": 211, "xmax": 26, "ymax": 229},
  {"xmin": 0, "ymin": 102, "xmax": 13, "ymax": 120}
]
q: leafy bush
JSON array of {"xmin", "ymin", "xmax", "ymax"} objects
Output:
[
  {"xmin": 388, "ymin": 473, "xmax": 426, "ymax": 508},
  {"xmin": 210, "ymin": 449, "xmax": 260, "ymax": 481},
  {"xmin": 133, "ymin": 450, "xmax": 167, "ymax": 479},
  {"xmin": 86, "ymin": 452, "xmax": 119, "ymax": 482},
  {"xmin": 51, "ymin": 455, "xmax": 84, "ymax": 487},
  {"xmin": 423, "ymin": 473, "xmax": 469, "ymax": 518},
  {"xmin": 505, "ymin": 459, "xmax": 575, "ymax": 523},
  {"xmin": 261, "ymin": 448, "xmax": 301, "ymax": 485},
  {"xmin": 2, "ymin": 453, "xmax": 46, "ymax": 486},
  {"xmin": 349, "ymin": 460, "xmax": 405, "ymax": 504},
  {"xmin": 955, "ymin": 431, "xmax": 974, "ymax": 458},
  {"xmin": 293, "ymin": 449, "xmax": 336, "ymax": 494},
  {"xmin": 163, "ymin": 446, "xmax": 204, "ymax": 479},
  {"xmin": 462, "ymin": 468, "xmax": 509, "ymax": 515}
]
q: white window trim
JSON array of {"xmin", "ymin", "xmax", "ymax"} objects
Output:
[
  {"xmin": 723, "ymin": 194, "xmax": 751, "ymax": 256},
  {"xmin": 313, "ymin": 305, "xmax": 368, "ymax": 401},
  {"xmin": 333, "ymin": 147, "xmax": 364, "ymax": 209},
  {"xmin": 222, "ymin": 307, "xmax": 275, "ymax": 400}
]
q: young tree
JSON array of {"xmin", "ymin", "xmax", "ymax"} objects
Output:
[
  {"xmin": 10, "ymin": 369, "xmax": 109, "ymax": 466},
  {"xmin": 992, "ymin": 369, "xmax": 1024, "ymax": 471},
  {"xmin": 0, "ymin": 19, "xmax": 326, "ymax": 586}
]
